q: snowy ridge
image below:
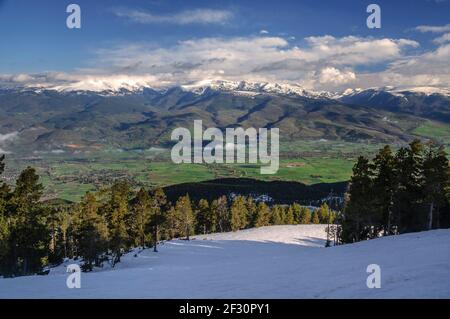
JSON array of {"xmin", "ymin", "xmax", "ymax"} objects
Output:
[
  {"xmin": 181, "ymin": 80, "xmax": 330, "ymax": 98},
  {"xmin": 335, "ymin": 86, "xmax": 450, "ymax": 99},
  {"xmin": 3, "ymin": 78, "xmax": 449, "ymax": 99},
  {"xmin": 1, "ymin": 225, "xmax": 449, "ymax": 298},
  {"xmin": 9, "ymin": 79, "xmax": 324, "ymax": 98},
  {"xmin": 394, "ymin": 86, "xmax": 450, "ymax": 96}
]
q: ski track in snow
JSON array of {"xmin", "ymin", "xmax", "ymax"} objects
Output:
[{"xmin": 0, "ymin": 225, "xmax": 449, "ymax": 299}]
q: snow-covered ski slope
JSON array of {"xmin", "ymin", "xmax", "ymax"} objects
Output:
[{"xmin": 0, "ymin": 225, "xmax": 449, "ymax": 298}]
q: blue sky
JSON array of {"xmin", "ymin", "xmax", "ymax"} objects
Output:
[{"xmin": 1, "ymin": 0, "xmax": 450, "ymax": 91}]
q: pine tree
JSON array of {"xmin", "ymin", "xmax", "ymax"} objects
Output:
[
  {"xmin": 165, "ymin": 205, "xmax": 180, "ymax": 239},
  {"xmin": 341, "ymin": 156, "xmax": 376, "ymax": 242},
  {"xmin": 105, "ymin": 181, "xmax": 131, "ymax": 266},
  {"xmin": 0, "ymin": 155, "xmax": 10, "ymax": 274},
  {"xmin": 75, "ymin": 193, "xmax": 108, "ymax": 271},
  {"xmin": 149, "ymin": 188, "xmax": 167, "ymax": 252},
  {"xmin": 423, "ymin": 143, "xmax": 449, "ymax": 230},
  {"xmin": 291, "ymin": 203, "xmax": 302, "ymax": 224},
  {"xmin": 372, "ymin": 145, "xmax": 396, "ymax": 235},
  {"xmin": 230, "ymin": 196, "xmax": 248, "ymax": 231},
  {"xmin": 338, "ymin": 141, "xmax": 450, "ymax": 244},
  {"xmin": 284, "ymin": 205, "xmax": 295, "ymax": 224},
  {"xmin": 0, "ymin": 212, "xmax": 9, "ymax": 274},
  {"xmin": 393, "ymin": 140, "xmax": 425, "ymax": 233},
  {"xmin": 254, "ymin": 202, "xmax": 271, "ymax": 227},
  {"xmin": 271, "ymin": 205, "xmax": 284, "ymax": 225},
  {"xmin": 131, "ymin": 188, "xmax": 151, "ymax": 248},
  {"xmin": 211, "ymin": 196, "xmax": 229, "ymax": 232},
  {"xmin": 58, "ymin": 208, "xmax": 71, "ymax": 259},
  {"xmin": 317, "ymin": 203, "xmax": 332, "ymax": 224},
  {"xmin": 175, "ymin": 194, "xmax": 194, "ymax": 240},
  {"xmin": 204, "ymin": 199, "xmax": 217, "ymax": 234},
  {"xmin": 246, "ymin": 197, "xmax": 258, "ymax": 228},
  {"xmin": 9, "ymin": 167, "xmax": 49, "ymax": 275},
  {"xmin": 298, "ymin": 206, "xmax": 311, "ymax": 224},
  {"xmin": 311, "ymin": 210, "xmax": 320, "ymax": 224},
  {"xmin": 195, "ymin": 199, "xmax": 210, "ymax": 235},
  {"xmin": 64, "ymin": 204, "xmax": 80, "ymax": 259},
  {"xmin": 45, "ymin": 206, "xmax": 69, "ymax": 264}
]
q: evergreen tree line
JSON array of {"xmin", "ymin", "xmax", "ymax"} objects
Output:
[
  {"xmin": 340, "ymin": 140, "xmax": 450, "ymax": 243},
  {"xmin": 0, "ymin": 154, "xmax": 333, "ymax": 276}
]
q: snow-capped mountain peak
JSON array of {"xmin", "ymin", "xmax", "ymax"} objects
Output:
[
  {"xmin": 180, "ymin": 79, "xmax": 331, "ymax": 98},
  {"xmin": 3, "ymin": 77, "xmax": 450, "ymax": 100}
]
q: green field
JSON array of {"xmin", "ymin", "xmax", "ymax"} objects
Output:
[
  {"xmin": 44, "ymin": 159, "xmax": 356, "ymax": 202},
  {"xmin": 3, "ymin": 140, "xmax": 382, "ymax": 202},
  {"xmin": 412, "ymin": 121, "xmax": 450, "ymax": 142},
  {"xmin": 3, "ymin": 129, "xmax": 450, "ymax": 202}
]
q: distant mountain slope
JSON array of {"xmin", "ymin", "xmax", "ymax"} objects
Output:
[
  {"xmin": 339, "ymin": 88, "xmax": 450, "ymax": 122},
  {"xmin": 0, "ymin": 82, "xmax": 449, "ymax": 153}
]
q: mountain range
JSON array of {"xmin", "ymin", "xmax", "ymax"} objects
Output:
[{"xmin": 0, "ymin": 80, "xmax": 449, "ymax": 154}]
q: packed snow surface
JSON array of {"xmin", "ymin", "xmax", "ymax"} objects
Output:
[
  {"xmin": 193, "ymin": 224, "xmax": 327, "ymax": 246},
  {"xmin": 0, "ymin": 225, "xmax": 449, "ymax": 298}
]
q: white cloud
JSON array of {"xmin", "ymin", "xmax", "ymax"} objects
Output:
[
  {"xmin": 4, "ymin": 34, "xmax": 447, "ymax": 92},
  {"xmin": 80, "ymin": 35, "xmax": 417, "ymax": 90},
  {"xmin": 0, "ymin": 132, "xmax": 18, "ymax": 154},
  {"xmin": 302, "ymin": 36, "xmax": 418, "ymax": 65},
  {"xmin": 433, "ymin": 33, "xmax": 450, "ymax": 44},
  {"xmin": 414, "ymin": 23, "xmax": 450, "ymax": 33},
  {"xmin": 112, "ymin": 8, "xmax": 233, "ymax": 25},
  {"xmin": 354, "ymin": 44, "xmax": 450, "ymax": 89},
  {"xmin": 319, "ymin": 67, "xmax": 356, "ymax": 85},
  {"xmin": 260, "ymin": 30, "xmax": 269, "ymax": 35},
  {"xmin": 0, "ymin": 132, "xmax": 19, "ymax": 143}
]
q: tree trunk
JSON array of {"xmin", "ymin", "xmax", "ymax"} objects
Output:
[
  {"xmin": 11, "ymin": 233, "xmax": 18, "ymax": 275},
  {"xmin": 50, "ymin": 228, "xmax": 56, "ymax": 254},
  {"xmin": 385, "ymin": 195, "xmax": 393, "ymax": 236},
  {"xmin": 23, "ymin": 257, "xmax": 28, "ymax": 276},
  {"xmin": 63, "ymin": 233, "xmax": 67, "ymax": 259},
  {"xmin": 153, "ymin": 225, "xmax": 158, "ymax": 252},
  {"xmin": 427, "ymin": 202, "xmax": 434, "ymax": 230},
  {"xmin": 112, "ymin": 251, "xmax": 121, "ymax": 267},
  {"xmin": 386, "ymin": 209, "xmax": 391, "ymax": 235},
  {"xmin": 436, "ymin": 208, "xmax": 440, "ymax": 229}
]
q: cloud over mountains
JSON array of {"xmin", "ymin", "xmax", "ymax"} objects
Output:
[
  {"xmin": 2, "ymin": 14, "xmax": 450, "ymax": 93},
  {"xmin": 3, "ymin": 33, "xmax": 440, "ymax": 92}
]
